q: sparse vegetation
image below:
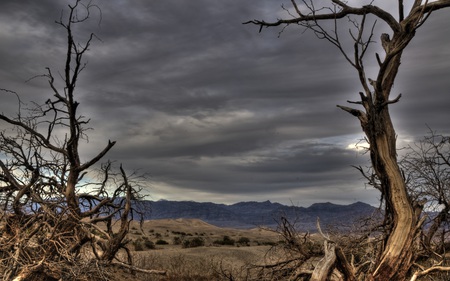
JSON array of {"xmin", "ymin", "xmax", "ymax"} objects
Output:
[
  {"xmin": 143, "ymin": 237, "xmax": 156, "ymax": 249},
  {"xmin": 129, "ymin": 229, "xmax": 277, "ymax": 281},
  {"xmin": 133, "ymin": 240, "xmax": 146, "ymax": 252},
  {"xmin": 214, "ymin": 235, "xmax": 236, "ymax": 246},
  {"xmin": 237, "ymin": 237, "xmax": 250, "ymax": 246},
  {"xmin": 156, "ymin": 239, "xmax": 169, "ymax": 245},
  {"xmin": 173, "ymin": 236, "xmax": 183, "ymax": 245},
  {"xmin": 133, "ymin": 237, "xmax": 156, "ymax": 251},
  {"xmin": 182, "ymin": 237, "xmax": 205, "ymax": 248}
]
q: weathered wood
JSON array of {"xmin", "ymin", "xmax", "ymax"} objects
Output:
[
  {"xmin": 311, "ymin": 241, "xmax": 336, "ymax": 281},
  {"xmin": 410, "ymin": 266, "xmax": 450, "ymax": 281},
  {"xmin": 112, "ymin": 261, "xmax": 167, "ymax": 276}
]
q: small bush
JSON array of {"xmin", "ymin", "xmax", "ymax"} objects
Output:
[
  {"xmin": 134, "ymin": 237, "xmax": 155, "ymax": 250},
  {"xmin": 182, "ymin": 237, "xmax": 205, "ymax": 248},
  {"xmin": 133, "ymin": 239, "xmax": 145, "ymax": 251},
  {"xmin": 237, "ymin": 237, "xmax": 250, "ymax": 246},
  {"xmin": 144, "ymin": 239, "xmax": 155, "ymax": 249},
  {"xmin": 173, "ymin": 236, "xmax": 182, "ymax": 245},
  {"xmin": 213, "ymin": 235, "xmax": 235, "ymax": 246},
  {"xmin": 156, "ymin": 239, "xmax": 169, "ymax": 245}
]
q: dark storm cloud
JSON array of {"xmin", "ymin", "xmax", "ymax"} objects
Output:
[
  {"xmin": 136, "ymin": 145, "xmax": 363, "ymax": 190},
  {"xmin": 1, "ymin": 1, "xmax": 449, "ymax": 206},
  {"xmin": 392, "ymin": 9, "xmax": 450, "ymax": 136}
]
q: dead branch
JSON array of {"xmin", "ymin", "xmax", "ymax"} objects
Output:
[
  {"xmin": 111, "ymin": 261, "xmax": 167, "ymax": 276},
  {"xmin": 311, "ymin": 241, "xmax": 336, "ymax": 281},
  {"xmin": 410, "ymin": 265, "xmax": 450, "ymax": 281}
]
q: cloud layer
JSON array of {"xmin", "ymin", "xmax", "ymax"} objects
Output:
[{"xmin": 1, "ymin": 0, "xmax": 449, "ymax": 206}]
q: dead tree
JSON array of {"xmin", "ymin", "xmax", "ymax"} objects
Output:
[
  {"xmin": 245, "ymin": 1, "xmax": 450, "ymax": 280},
  {"xmin": 401, "ymin": 131, "xmax": 450, "ymax": 256},
  {"xmin": 0, "ymin": 1, "xmax": 164, "ymax": 280}
]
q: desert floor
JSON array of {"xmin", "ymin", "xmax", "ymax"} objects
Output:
[{"xmin": 115, "ymin": 218, "xmax": 284, "ymax": 280}]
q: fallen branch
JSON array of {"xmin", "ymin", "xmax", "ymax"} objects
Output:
[{"xmin": 111, "ymin": 261, "xmax": 167, "ymax": 276}]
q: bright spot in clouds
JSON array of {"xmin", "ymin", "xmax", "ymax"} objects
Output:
[{"xmin": 346, "ymin": 141, "xmax": 370, "ymax": 152}]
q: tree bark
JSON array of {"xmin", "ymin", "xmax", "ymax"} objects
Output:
[
  {"xmin": 338, "ymin": 48, "xmax": 422, "ymax": 280},
  {"xmin": 351, "ymin": 30, "xmax": 422, "ymax": 280},
  {"xmin": 368, "ymin": 124, "xmax": 418, "ymax": 281}
]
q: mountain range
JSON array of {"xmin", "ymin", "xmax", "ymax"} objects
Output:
[{"xmin": 136, "ymin": 200, "xmax": 378, "ymax": 231}]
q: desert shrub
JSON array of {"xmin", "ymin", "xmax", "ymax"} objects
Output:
[
  {"xmin": 237, "ymin": 237, "xmax": 250, "ymax": 246},
  {"xmin": 133, "ymin": 237, "xmax": 155, "ymax": 250},
  {"xmin": 191, "ymin": 237, "xmax": 205, "ymax": 247},
  {"xmin": 144, "ymin": 240, "xmax": 156, "ymax": 249},
  {"xmin": 156, "ymin": 239, "xmax": 169, "ymax": 245},
  {"xmin": 181, "ymin": 240, "xmax": 190, "ymax": 248},
  {"xmin": 173, "ymin": 236, "xmax": 182, "ymax": 245},
  {"xmin": 213, "ymin": 235, "xmax": 235, "ymax": 246},
  {"xmin": 133, "ymin": 239, "xmax": 145, "ymax": 251},
  {"xmin": 182, "ymin": 237, "xmax": 205, "ymax": 248}
]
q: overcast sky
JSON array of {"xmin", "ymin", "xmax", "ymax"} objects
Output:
[{"xmin": 1, "ymin": 1, "xmax": 449, "ymax": 207}]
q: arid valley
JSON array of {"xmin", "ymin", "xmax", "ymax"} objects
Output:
[{"xmin": 123, "ymin": 218, "xmax": 283, "ymax": 280}]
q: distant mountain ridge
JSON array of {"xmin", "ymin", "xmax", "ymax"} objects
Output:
[{"xmin": 137, "ymin": 200, "xmax": 377, "ymax": 230}]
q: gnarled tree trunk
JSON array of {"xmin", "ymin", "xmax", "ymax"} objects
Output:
[{"xmin": 364, "ymin": 105, "xmax": 419, "ymax": 281}]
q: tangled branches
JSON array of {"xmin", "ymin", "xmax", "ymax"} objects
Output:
[{"xmin": 0, "ymin": 1, "xmax": 157, "ymax": 280}]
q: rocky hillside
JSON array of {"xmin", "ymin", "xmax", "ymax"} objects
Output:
[{"xmin": 137, "ymin": 200, "xmax": 377, "ymax": 231}]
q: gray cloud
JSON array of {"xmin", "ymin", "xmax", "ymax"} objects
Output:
[{"xmin": 1, "ymin": 0, "xmax": 449, "ymax": 206}]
